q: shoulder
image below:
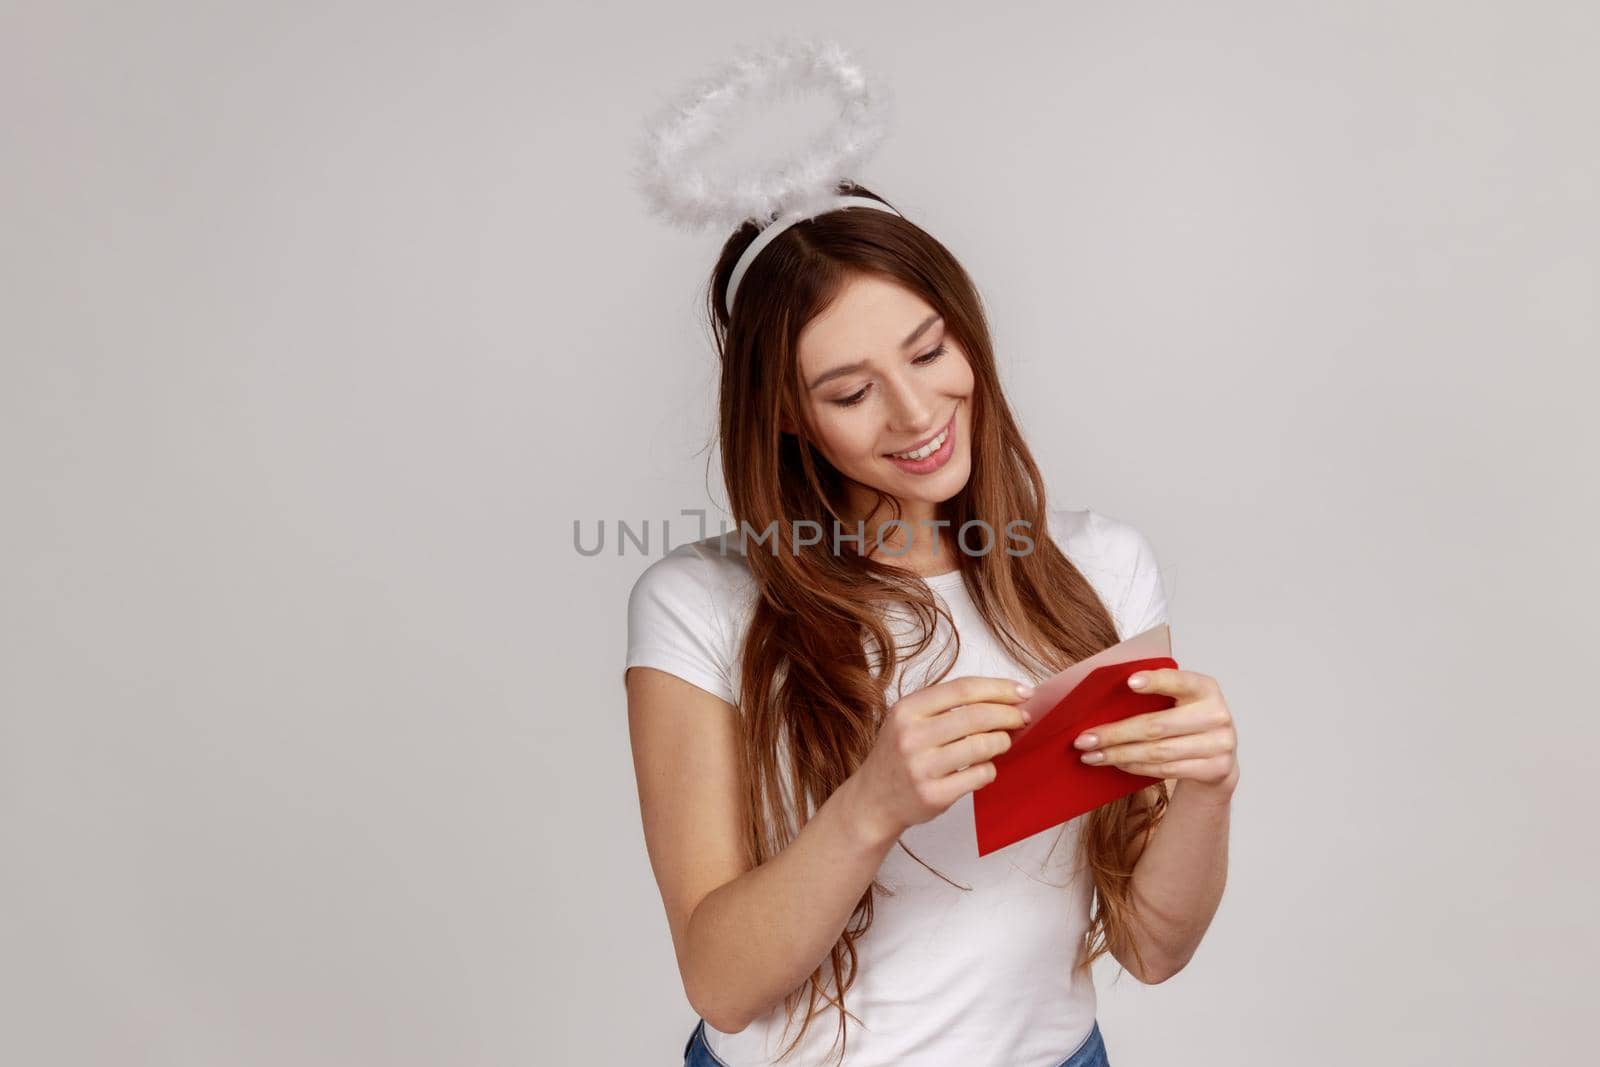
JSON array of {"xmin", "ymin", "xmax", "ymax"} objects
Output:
[
  {"xmin": 626, "ymin": 529, "xmax": 758, "ymax": 625},
  {"xmin": 1046, "ymin": 506, "xmax": 1155, "ymax": 571},
  {"xmin": 1046, "ymin": 506, "xmax": 1169, "ymax": 638}
]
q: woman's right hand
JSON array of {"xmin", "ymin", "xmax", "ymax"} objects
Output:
[{"xmin": 846, "ymin": 676, "xmax": 1035, "ymax": 845}]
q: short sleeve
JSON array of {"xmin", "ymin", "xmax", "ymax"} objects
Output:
[
  {"xmin": 624, "ymin": 548, "xmax": 739, "ymax": 706},
  {"xmin": 1114, "ymin": 521, "xmax": 1171, "ymax": 641}
]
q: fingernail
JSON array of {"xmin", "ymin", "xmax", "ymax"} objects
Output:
[
  {"xmin": 1021, "ymin": 709, "xmax": 1033, "ymax": 724},
  {"xmin": 1075, "ymin": 733, "xmax": 1098, "ymax": 749},
  {"xmin": 1128, "ymin": 675, "xmax": 1146, "ymax": 689},
  {"xmin": 1081, "ymin": 751, "xmax": 1105, "ymax": 764},
  {"xmin": 1015, "ymin": 683, "xmax": 1035, "ymax": 699}
]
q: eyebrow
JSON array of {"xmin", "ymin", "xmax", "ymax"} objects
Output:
[{"xmin": 806, "ymin": 314, "xmax": 943, "ymax": 391}]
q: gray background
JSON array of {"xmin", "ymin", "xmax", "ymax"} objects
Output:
[{"xmin": 3, "ymin": 1, "xmax": 1596, "ymax": 1064}]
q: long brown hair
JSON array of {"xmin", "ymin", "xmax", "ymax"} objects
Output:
[{"xmin": 705, "ymin": 182, "xmax": 1167, "ymax": 1063}]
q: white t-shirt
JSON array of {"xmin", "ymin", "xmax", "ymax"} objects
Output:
[{"xmin": 623, "ymin": 507, "xmax": 1171, "ymax": 1067}]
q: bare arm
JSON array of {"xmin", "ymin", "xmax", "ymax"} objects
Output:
[
  {"xmin": 1080, "ymin": 666, "xmax": 1240, "ymax": 983},
  {"xmin": 1108, "ymin": 774, "xmax": 1235, "ymax": 983},
  {"xmin": 626, "ymin": 666, "xmax": 897, "ymax": 1033}
]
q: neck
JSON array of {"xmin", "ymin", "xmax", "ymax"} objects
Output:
[{"xmin": 841, "ymin": 493, "xmax": 955, "ymax": 576}]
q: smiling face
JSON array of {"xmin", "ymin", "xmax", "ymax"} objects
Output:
[{"xmin": 788, "ymin": 273, "xmax": 975, "ymax": 528}]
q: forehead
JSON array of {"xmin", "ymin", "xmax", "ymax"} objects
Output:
[{"xmin": 795, "ymin": 275, "xmax": 935, "ymax": 370}]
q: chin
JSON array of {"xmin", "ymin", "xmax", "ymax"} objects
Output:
[
  {"xmin": 892, "ymin": 453, "xmax": 972, "ymax": 504},
  {"xmin": 926, "ymin": 462, "xmax": 973, "ymax": 502}
]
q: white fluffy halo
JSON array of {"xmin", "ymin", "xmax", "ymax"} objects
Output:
[{"xmin": 630, "ymin": 37, "xmax": 893, "ymax": 234}]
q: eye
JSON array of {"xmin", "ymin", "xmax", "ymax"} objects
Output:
[{"xmin": 829, "ymin": 343, "xmax": 948, "ymax": 408}]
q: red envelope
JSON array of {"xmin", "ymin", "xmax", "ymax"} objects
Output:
[{"xmin": 972, "ymin": 655, "xmax": 1179, "ymax": 857}]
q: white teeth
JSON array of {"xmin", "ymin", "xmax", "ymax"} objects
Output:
[{"xmin": 889, "ymin": 426, "xmax": 948, "ymax": 461}]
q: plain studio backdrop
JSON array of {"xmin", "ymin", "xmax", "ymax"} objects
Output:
[{"xmin": 2, "ymin": 2, "xmax": 1595, "ymax": 1064}]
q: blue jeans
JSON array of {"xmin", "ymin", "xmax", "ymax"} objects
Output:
[{"xmin": 682, "ymin": 1017, "xmax": 1111, "ymax": 1066}]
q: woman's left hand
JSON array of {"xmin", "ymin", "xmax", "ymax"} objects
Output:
[{"xmin": 1073, "ymin": 668, "xmax": 1239, "ymax": 799}]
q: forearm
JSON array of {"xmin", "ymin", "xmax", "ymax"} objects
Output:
[
  {"xmin": 1124, "ymin": 779, "xmax": 1233, "ymax": 981},
  {"xmin": 682, "ymin": 775, "xmax": 897, "ymax": 1033}
]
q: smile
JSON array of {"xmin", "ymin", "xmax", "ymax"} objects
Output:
[
  {"xmin": 883, "ymin": 410, "xmax": 958, "ymax": 474},
  {"xmin": 885, "ymin": 413, "xmax": 954, "ymax": 460}
]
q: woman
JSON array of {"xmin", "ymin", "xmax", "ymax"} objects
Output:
[{"xmin": 624, "ymin": 183, "xmax": 1239, "ymax": 1067}]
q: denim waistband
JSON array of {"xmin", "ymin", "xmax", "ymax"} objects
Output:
[{"xmin": 682, "ymin": 1017, "xmax": 1109, "ymax": 1067}]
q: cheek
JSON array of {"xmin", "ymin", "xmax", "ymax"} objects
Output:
[
  {"xmin": 931, "ymin": 349, "xmax": 976, "ymax": 399},
  {"xmin": 807, "ymin": 406, "xmax": 878, "ymax": 464},
  {"xmin": 949, "ymin": 356, "xmax": 976, "ymax": 394}
]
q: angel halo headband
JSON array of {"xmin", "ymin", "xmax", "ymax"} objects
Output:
[
  {"xmin": 723, "ymin": 196, "xmax": 902, "ymax": 316},
  {"xmin": 630, "ymin": 38, "xmax": 901, "ymax": 318}
]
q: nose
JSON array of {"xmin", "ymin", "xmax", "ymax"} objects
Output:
[{"xmin": 881, "ymin": 369, "xmax": 938, "ymax": 435}]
